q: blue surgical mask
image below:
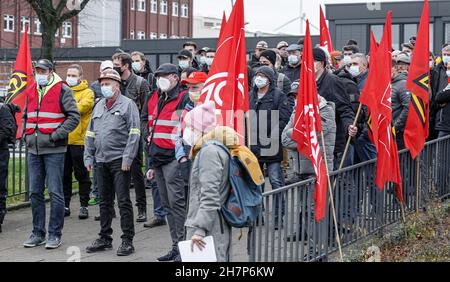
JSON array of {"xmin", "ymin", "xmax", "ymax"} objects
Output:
[
  {"xmin": 446, "ymin": 70, "xmax": 450, "ymax": 77},
  {"xmin": 66, "ymin": 77, "xmax": 79, "ymax": 87},
  {"xmin": 288, "ymin": 55, "xmax": 299, "ymax": 66},
  {"xmin": 36, "ymin": 74, "xmax": 49, "ymax": 86},
  {"xmin": 443, "ymin": 55, "xmax": 450, "ymax": 65},
  {"xmin": 206, "ymin": 57, "xmax": 214, "ymax": 66},
  {"xmin": 101, "ymin": 85, "xmax": 114, "ymax": 99},
  {"xmin": 179, "ymin": 60, "xmax": 190, "ymax": 70},
  {"xmin": 254, "ymin": 75, "xmax": 268, "ymax": 89},
  {"xmin": 132, "ymin": 62, "xmax": 142, "ymax": 73}
]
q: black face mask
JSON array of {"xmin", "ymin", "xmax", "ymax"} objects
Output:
[{"xmin": 114, "ymin": 66, "xmax": 124, "ymax": 76}]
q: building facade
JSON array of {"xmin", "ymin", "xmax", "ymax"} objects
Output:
[
  {"xmin": 123, "ymin": 0, "xmax": 193, "ymax": 40},
  {"xmin": 325, "ymin": 0, "xmax": 450, "ymax": 55},
  {"xmin": 0, "ymin": 0, "xmax": 78, "ymax": 48}
]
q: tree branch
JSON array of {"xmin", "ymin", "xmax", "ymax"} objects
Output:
[
  {"xmin": 55, "ymin": 0, "xmax": 69, "ymax": 17},
  {"xmin": 58, "ymin": 0, "xmax": 90, "ymax": 24}
]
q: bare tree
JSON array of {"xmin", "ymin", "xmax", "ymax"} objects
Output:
[{"xmin": 25, "ymin": 0, "xmax": 90, "ymax": 61}]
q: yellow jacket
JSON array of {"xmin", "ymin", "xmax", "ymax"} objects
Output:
[{"xmin": 68, "ymin": 80, "xmax": 94, "ymax": 145}]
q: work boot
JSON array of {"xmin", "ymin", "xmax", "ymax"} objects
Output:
[
  {"xmin": 117, "ymin": 240, "xmax": 135, "ymax": 256},
  {"xmin": 86, "ymin": 237, "xmax": 113, "ymax": 253}
]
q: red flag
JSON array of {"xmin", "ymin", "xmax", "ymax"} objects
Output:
[
  {"xmin": 359, "ymin": 11, "xmax": 403, "ymax": 202},
  {"xmin": 5, "ymin": 26, "xmax": 34, "ymax": 139},
  {"xmin": 218, "ymin": 11, "xmax": 227, "ymax": 45},
  {"xmin": 366, "ymin": 32, "xmax": 378, "ymax": 142},
  {"xmin": 199, "ymin": 0, "xmax": 248, "ymax": 143},
  {"xmin": 319, "ymin": 5, "xmax": 334, "ymax": 54},
  {"xmin": 292, "ymin": 21, "xmax": 328, "ymax": 221},
  {"xmin": 404, "ymin": 0, "xmax": 430, "ymax": 159}
]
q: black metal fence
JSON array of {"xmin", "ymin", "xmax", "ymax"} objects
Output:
[
  {"xmin": 248, "ymin": 136, "xmax": 450, "ymax": 262},
  {"xmin": 6, "ymin": 144, "xmax": 28, "ymax": 203}
]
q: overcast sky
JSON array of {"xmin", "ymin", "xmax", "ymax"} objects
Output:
[{"xmin": 194, "ymin": 0, "xmax": 416, "ymax": 35}]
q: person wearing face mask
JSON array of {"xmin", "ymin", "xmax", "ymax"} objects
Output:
[
  {"xmin": 142, "ymin": 63, "xmax": 190, "ymax": 262},
  {"xmin": 183, "ymin": 41, "xmax": 200, "ymax": 70},
  {"xmin": 259, "ymin": 49, "xmax": 292, "ymax": 97},
  {"xmin": 249, "ymin": 66, "xmax": 291, "ymax": 230},
  {"xmin": 341, "ymin": 45, "xmax": 360, "ymax": 69},
  {"xmin": 63, "ymin": 64, "xmax": 94, "ymax": 219},
  {"xmin": 434, "ymin": 63, "xmax": 450, "ymax": 138},
  {"xmin": 430, "ymin": 44, "xmax": 450, "ymax": 141},
  {"xmin": 277, "ymin": 41, "xmax": 289, "ymax": 69},
  {"xmin": 22, "ymin": 59, "xmax": 80, "ymax": 250},
  {"xmin": 84, "ymin": 69, "xmax": 141, "ymax": 256},
  {"xmin": 112, "ymin": 52, "xmax": 150, "ymax": 223},
  {"xmin": 177, "ymin": 49, "xmax": 194, "ymax": 73},
  {"xmin": 203, "ymin": 49, "xmax": 216, "ymax": 74},
  {"xmin": 131, "ymin": 51, "xmax": 156, "ymax": 92},
  {"xmin": 249, "ymin": 41, "xmax": 268, "ymax": 71},
  {"xmin": 391, "ymin": 52, "xmax": 412, "ymax": 150},
  {"xmin": 314, "ymin": 48, "xmax": 357, "ymax": 169},
  {"xmin": 282, "ymin": 44, "xmax": 303, "ymax": 83}
]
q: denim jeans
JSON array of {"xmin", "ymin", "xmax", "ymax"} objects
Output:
[
  {"xmin": 353, "ymin": 133, "xmax": 377, "ymax": 163},
  {"xmin": 260, "ymin": 162, "xmax": 285, "ymax": 225},
  {"xmin": 151, "ymin": 179, "xmax": 167, "ymax": 220},
  {"xmin": 28, "ymin": 153, "xmax": 65, "ymax": 238}
]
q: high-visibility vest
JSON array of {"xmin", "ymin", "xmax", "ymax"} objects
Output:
[
  {"xmin": 25, "ymin": 82, "xmax": 66, "ymax": 135},
  {"xmin": 148, "ymin": 90, "xmax": 186, "ymax": 149}
]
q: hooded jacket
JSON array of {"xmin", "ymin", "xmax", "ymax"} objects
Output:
[
  {"xmin": 249, "ymin": 66, "xmax": 291, "ymax": 163},
  {"xmin": 391, "ymin": 72, "xmax": 411, "ymax": 133},
  {"xmin": 0, "ymin": 103, "xmax": 20, "ymax": 150},
  {"xmin": 68, "ymin": 80, "xmax": 94, "ymax": 145}
]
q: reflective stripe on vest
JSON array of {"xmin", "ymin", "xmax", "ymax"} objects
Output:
[
  {"xmin": 148, "ymin": 90, "xmax": 186, "ymax": 149},
  {"xmin": 25, "ymin": 82, "xmax": 65, "ymax": 135}
]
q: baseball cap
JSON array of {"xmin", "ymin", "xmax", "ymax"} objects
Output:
[
  {"xmin": 177, "ymin": 49, "xmax": 193, "ymax": 59},
  {"xmin": 35, "ymin": 59, "xmax": 54, "ymax": 70},
  {"xmin": 286, "ymin": 44, "xmax": 303, "ymax": 52},
  {"xmin": 256, "ymin": 41, "xmax": 268, "ymax": 50},
  {"xmin": 277, "ymin": 41, "xmax": 289, "ymax": 49},
  {"xmin": 154, "ymin": 63, "xmax": 179, "ymax": 77},
  {"xmin": 181, "ymin": 71, "xmax": 208, "ymax": 85}
]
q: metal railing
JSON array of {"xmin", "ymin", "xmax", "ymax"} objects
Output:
[
  {"xmin": 248, "ymin": 136, "xmax": 450, "ymax": 262},
  {"xmin": 6, "ymin": 144, "xmax": 29, "ymax": 202}
]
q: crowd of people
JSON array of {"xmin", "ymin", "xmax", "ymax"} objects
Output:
[{"xmin": 0, "ymin": 37, "xmax": 449, "ymax": 261}]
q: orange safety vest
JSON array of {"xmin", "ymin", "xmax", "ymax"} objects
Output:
[
  {"xmin": 25, "ymin": 82, "xmax": 65, "ymax": 135},
  {"xmin": 147, "ymin": 90, "xmax": 186, "ymax": 149}
]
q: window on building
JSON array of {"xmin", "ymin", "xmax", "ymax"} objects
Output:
[
  {"xmin": 370, "ymin": 24, "xmax": 400, "ymax": 50},
  {"xmin": 4, "ymin": 15, "xmax": 14, "ymax": 32},
  {"xmin": 138, "ymin": 0, "xmax": 146, "ymax": 11},
  {"xmin": 173, "ymin": 2, "xmax": 179, "ymax": 16},
  {"xmin": 160, "ymin": 0, "xmax": 168, "ymax": 15},
  {"xmin": 204, "ymin": 21, "xmax": 214, "ymax": 28},
  {"xmin": 403, "ymin": 24, "xmax": 417, "ymax": 44},
  {"xmin": 21, "ymin": 16, "xmax": 30, "ymax": 33},
  {"xmin": 181, "ymin": 4, "xmax": 188, "ymax": 18},
  {"xmin": 130, "ymin": 30, "xmax": 135, "ymax": 39},
  {"xmin": 131, "ymin": 0, "xmax": 135, "ymax": 10},
  {"xmin": 151, "ymin": 0, "xmax": 157, "ymax": 13},
  {"xmin": 137, "ymin": 31, "xmax": 146, "ymax": 40},
  {"xmin": 63, "ymin": 21, "xmax": 72, "ymax": 38},
  {"xmin": 150, "ymin": 32, "xmax": 158, "ymax": 39},
  {"xmin": 160, "ymin": 33, "xmax": 167, "ymax": 39},
  {"xmin": 429, "ymin": 23, "xmax": 434, "ymax": 52},
  {"xmin": 34, "ymin": 18, "xmax": 42, "ymax": 35}
]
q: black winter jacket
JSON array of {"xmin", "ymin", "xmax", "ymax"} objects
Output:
[
  {"xmin": 434, "ymin": 85, "xmax": 450, "ymax": 132},
  {"xmin": 0, "ymin": 103, "xmax": 20, "ymax": 150}
]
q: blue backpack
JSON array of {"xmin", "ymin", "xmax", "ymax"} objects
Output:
[{"xmin": 205, "ymin": 141, "xmax": 264, "ymax": 228}]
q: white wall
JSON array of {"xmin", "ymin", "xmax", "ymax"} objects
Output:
[{"xmin": 78, "ymin": 0, "xmax": 121, "ymax": 47}]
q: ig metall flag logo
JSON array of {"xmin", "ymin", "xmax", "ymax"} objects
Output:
[{"xmin": 66, "ymin": 0, "xmax": 82, "ymax": 11}]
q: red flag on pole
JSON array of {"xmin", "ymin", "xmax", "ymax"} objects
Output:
[
  {"xmin": 199, "ymin": 0, "xmax": 248, "ymax": 143},
  {"xmin": 404, "ymin": 0, "xmax": 430, "ymax": 159},
  {"xmin": 359, "ymin": 11, "xmax": 403, "ymax": 201},
  {"xmin": 319, "ymin": 5, "xmax": 334, "ymax": 54},
  {"xmin": 366, "ymin": 31, "xmax": 379, "ymax": 142},
  {"xmin": 218, "ymin": 11, "xmax": 227, "ymax": 45},
  {"xmin": 5, "ymin": 26, "xmax": 34, "ymax": 139},
  {"xmin": 292, "ymin": 21, "xmax": 328, "ymax": 221}
]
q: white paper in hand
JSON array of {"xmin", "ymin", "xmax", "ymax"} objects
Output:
[{"xmin": 178, "ymin": 236, "xmax": 217, "ymax": 262}]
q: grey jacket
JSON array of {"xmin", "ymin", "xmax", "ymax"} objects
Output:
[
  {"xmin": 84, "ymin": 93, "xmax": 141, "ymax": 168},
  {"xmin": 24, "ymin": 75, "xmax": 80, "ymax": 155},
  {"xmin": 185, "ymin": 142, "xmax": 232, "ymax": 262},
  {"xmin": 282, "ymin": 96, "xmax": 336, "ymax": 176},
  {"xmin": 121, "ymin": 72, "xmax": 150, "ymax": 113},
  {"xmin": 391, "ymin": 72, "xmax": 411, "ymax": 133}
]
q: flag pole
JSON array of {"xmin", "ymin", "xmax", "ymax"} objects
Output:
[
  {"xmin": 400, "ymin": 200, "xmax": 408, "ymax": 238},
  {"xmin": 415, "ymin": 155, "xmax": 420, "ymax": 215},
  {"xmin": 320, "ymin": 132, "xmax": 344, "ymax": 262}
]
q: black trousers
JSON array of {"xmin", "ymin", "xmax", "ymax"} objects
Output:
[
  {"xmin": 0, "ymin": 150, "xmax": 9, "ymax": 223},
  {"xmin": 97, "ymin": 159, "xmax": 134, "ymax": 242},
  {"xmin": 63, "ymin": 145, "xmax": 92, "ymax": 208},
  {"xmin": 131, "ymin": 140, "xmax": 146, "ymax": 211}
]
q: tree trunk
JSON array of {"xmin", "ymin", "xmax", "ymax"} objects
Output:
[{"xmin": 40, "ymin": 22, "xmax": 57, "ymax": 61}]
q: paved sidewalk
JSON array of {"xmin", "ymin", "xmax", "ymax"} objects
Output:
[{"xmin": 0, "ymin": 190, "xmax": 249, "ymax": 262}]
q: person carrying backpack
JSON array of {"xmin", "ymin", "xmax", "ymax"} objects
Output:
[
  {"xmin": 0, "ymin": 102, "xmax": 20, "ymax": 233},
  {"xmin": 183, "ymin": 102, "xmax": 264, "ymax": 262}
]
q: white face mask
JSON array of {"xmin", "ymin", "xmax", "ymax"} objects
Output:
[
  {"xmin": 254, "ymin": 75, "xmax": 268, "ymax": 89},
  {"xmin": 446, "ymin": 70, "xmax": 450, "ymax": 77},
  {"xmin": 132, "ymin": 62, "xmax": 142, "ymax": 73},
  {"xmin": 182, "ymin": 127, "xmax": 202, "ymax": 146},
  {"xmin": 179, "ymin": 60, "xmax": 190, "ymax": 70},
  {"xmin": 157, "ymin": 77, "xmax": 172, "ymax": 92},
  {"xmin": 206, "ymin": 58, "xmax": 214, "ymax": 66},
  {"xmin": 66, "ymin": 77, "xmax": 79, "ymax": 87},
  {"xmin": 343, "ymin": 55, "xmax": 352, "ymax": 65},
  {"xmin": 430, "ymin": 61, "xmax": 434, "ymax": 68},
  {"xmin": 288, "ymin": 55, "xmax": 299, "ymax": 66},
  {"xmin": 349, "ymin": 65, "xmax": 361, "ymax": 77},
  {"xmin": 443, "ymin": 55, "xmax": 450, "ymax": 65},
  {"xmin": 200, "ymin": 56, "xmax": 207, "ymax": 65},
  {"xmin": 36, "ymin": 74, "xmax": 49, "ymax": 86}
]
